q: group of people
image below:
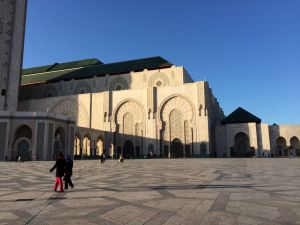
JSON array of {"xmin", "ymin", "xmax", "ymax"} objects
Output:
[{"xmin": 50, "ymin": 152, "xmax": 74, "ymax": 192}]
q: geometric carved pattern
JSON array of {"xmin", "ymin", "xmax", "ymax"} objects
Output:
[
  {"xmin": 36, "ymin": 122, "xmax": 45, "ymax": 160},
  {"xmin": 160, "ymin": 96, "xmax": 194, "ymax": 123},
  {"xmin": 52, "ymin": 99, "xmax": 89, "ymax": 127},
  {"xmin": 115, "ymin": 101, "xmax": 144, "ymax": 126},
  {"xmin": 42, "ymin": 85, "xmax": 58, "ymax": 98},
  {"xmin": 160, "ymin": 96, "xmax": 194, "ymax": 143},
  {"xmin": 74, "ymin": 81, "xmax": 91, "ymax": 94},
  {"xmin": 109, "ymin": 76, "xmax": 128, "ymax": 91},
  {"xmin": 0, "ymin": 122, "xmax": 8, "ymax": 159},
  {"xmin": 47, "ymin": 123, "xmax": 54, "ymax": 159},
  {"xmin": 69, "ymin": 126, "xmax": 75, "ymax": 155},
  {"xmin": 170, "ymin": 109, "xmax": 183, "ymax": 141},
  {"xmin": 123, "ymin": 113, "xmax": 134, "ymax": 135},
  {"xmin": 290, "ymin": 136, "xmax": 300, "ymax": 149},
  {"xmin": 148, "ymin": 72, "xmax": 170, "ymax": 87},
  {"xmin": 0, "ymin": 0, "xmax": 15, "ymax": 109},
  {"xmin": 184, "ymin": 120, "xmax": 191, "ymax": 144}
]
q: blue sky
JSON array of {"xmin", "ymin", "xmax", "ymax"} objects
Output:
[{"xmin": 23, "ymin": 0, "xmax": 300, "ymax": 124}]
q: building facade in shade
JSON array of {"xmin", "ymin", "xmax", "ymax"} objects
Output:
[
  {"xmin": 0, "ymin": 0, "xmax": 75, "ymax": 161},
  {"xmin": 0, "ymin": 0, "xmax": 299, "ymax": 161}
]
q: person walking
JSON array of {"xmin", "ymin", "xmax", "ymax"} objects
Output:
[
  {"xmin": 103, "ymin": 153, "xmax": 106, "ymax": 163},
  {"xmin": 100, "ymin": 153, "xmax": 104, "ymax": 164},
  {"xmin": 64, "ymin": 155, "xmax": 74, "ymax": 190},
  {"xmin": 50, "ymin": 152, "xmax": 65, "ymax": 192},
  {"xmin": 119, "ymin": 153, "xmax": 123, "ymax": 163}
]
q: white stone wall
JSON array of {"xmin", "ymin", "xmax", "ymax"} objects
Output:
[
  {"xmin": 269, "ymin": 125, "xmax": 300, "ymax": 156},
  {"xmin": 256, "ymin": 124, "xmax": 271, "ymax": 156},
  {"xmin": 19, "ymin": 76, "xmax": 223, "ymax": 158}
]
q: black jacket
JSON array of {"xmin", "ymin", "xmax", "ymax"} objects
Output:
[
  {"xmin": 65, "ymin": 158, "xmax": 73, "ymax": 177},
  {"xmin": 50, "ymin": 156, "xmax": 66, "ymax": 177}
]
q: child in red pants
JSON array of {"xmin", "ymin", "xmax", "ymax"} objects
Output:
[{"xmin": 50, "ymin": 152, "xmax": 66, "ymax": 192}]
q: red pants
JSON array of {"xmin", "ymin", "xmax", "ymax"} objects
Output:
[{"xmin": 53, "ymin": 177, "xmax": 63, "ymax": 192}]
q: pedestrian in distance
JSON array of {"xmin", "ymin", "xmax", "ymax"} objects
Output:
[
  {"xmin": 103, "ymin": 153, "xmax": 106, "ymax": 163},
  {"xmin": 100, "ymin": 153, "xmax": 104, "ymax": 164},
  {"xmin": 64, "ymin": 155, "xmax": 74, "ymax": 190},
  {"xmin": 50, "ymin": 152, "xmax": 66, "ymax": 192},
  {"xmin": 119, "ymin": 153, "xmax": 124, "ymax": 163}
]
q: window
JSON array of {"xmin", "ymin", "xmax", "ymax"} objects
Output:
[
  {"xmin": 1, "ymin": 89, "xmax": 6, "ymax": 96},
  {"xmin": 155, "ymin": 80, "xmax": 162, "ymax": 87},
  {"xmin": 115, "ymin": 85, "xmax": 122, "ymax": 90},
  {"xmin": 79, "ymin": 87, "xmax": 87, "ymax": 94}
]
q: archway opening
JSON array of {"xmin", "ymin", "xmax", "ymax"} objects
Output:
[
  {"xmin": 96, "ymin": 137, "xmax": 104, "ymax": 157},
  {"xmin": 171, "ymin": 138, "xmax": 183, "ymax": 158},
  {"xmin": 148, "ymin": 144, "xmax": 154, "ymax": 158},
  {"xmin": 74, "ymin": 135, "xmax": 81, "ymax": 159},
  {"xmin": 13, "ymin": 125, "xmax": 32, "ymax": 161},
  {"xmin": 290, "ymin": 136, "xmax": 300, "ymax": 157},
  {"xmin": 17, "ymin": 139, "xmax": 31, "ymax": 161},
  {"xmin": 123, "ymin": 140, "xmax": 134, "ymax": 159},
  {"xmin": 276, "ymin": 137, "xmax": 287, "ymax": 157},
  {"xmin": 83, "ymin": 135, "xmax": 91, "ymax": 158},
  {"xmin": 233, "ymin": 132, "xmax": 250, "ymax": 157}
]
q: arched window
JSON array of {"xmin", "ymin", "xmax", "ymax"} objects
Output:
[{"xmin": 1, "ymin": 89, "xmax": 6, "ymax": 96}]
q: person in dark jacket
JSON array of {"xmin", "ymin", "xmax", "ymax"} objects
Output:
[
  {"xmin": 50, "ymin": 152, "xmax": 65, "ymax": 192},
  {"xmin": 64, "ymin": 155, "xmax": 74, "ymax": 190}
]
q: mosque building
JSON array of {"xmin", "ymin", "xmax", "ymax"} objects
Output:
[{"xmin": 0, "ymin": 0, "xmax": 299, "ymax": 161}]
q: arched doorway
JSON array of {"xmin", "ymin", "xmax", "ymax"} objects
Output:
[
  {"xmin": 83, "ymin": 135, "xmax": 91, "ymax": 158},
  {"xmin": 13, "ymin": 125, "xmax": 32, "ymax": 161},
  {"xmin": 171, "ymin": 138, "xmax": 183, "ymax": 158},
  {"xmin": 276, "ymin": 137, "xmax": 287, "ymax": 157},
  {"xmin": 16, "ymin": 138, "xmax": 31, "ymax": 161},
  {"xmin": 74, "ymin": 135, "xmax": 81, "ymax": 157},
  {"xmin": 148, "ymin": 144, "xmax": 154, "ymax": 157},
  {"xmin": 53, "ymin": 127, "xmax": 66, "ymax": 158},
  {"xmin": 96, "ymin": 137, "xmax": 104, "ymax": 156},
  {"xmin": 123, "ymin": 140, "xmax": 134, "ymax": 159},
  {"xmin": 233, "ymin": 132, "xmax": 250, "ymax": 157},
  {"xmin": 290, "ymin": 136, "xmax": 300, "ymax": 157}
]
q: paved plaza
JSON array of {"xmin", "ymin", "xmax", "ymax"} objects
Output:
[{"xmin": 1, "ymin": 159, "xmax": 300, "ymax": 225}]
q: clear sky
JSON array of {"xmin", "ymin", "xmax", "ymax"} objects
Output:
[{"xmin": 23, "ymin": 0, "xmax": 300, "ymax": 124}]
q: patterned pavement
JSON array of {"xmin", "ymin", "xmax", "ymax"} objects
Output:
[{"xmin": 0, "ymin": 158, "xmax": 300, "ymax": 225}]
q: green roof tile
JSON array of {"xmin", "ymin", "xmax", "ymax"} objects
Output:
[
  {"xmin": 21, "ymin": 56, "xmax": 173, "ymax": 85},
  {"xmin": 22, "ymin": 58, "xmax": 103, "ymax": 76}
]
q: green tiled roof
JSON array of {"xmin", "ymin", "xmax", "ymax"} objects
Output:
[
  {"xmin": 221, "ymin": 107, "xmax": 261, "ymax": 125},
  {"xmin": 22, "ymin": 58, "xmax": 103, "ymax": 76},
  {"xmin": 21, "ymin": 56, "xmax": 173, "ymax": 85}
]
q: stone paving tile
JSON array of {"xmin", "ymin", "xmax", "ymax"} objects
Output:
[{"xmin": 0, "ymin": 159, "xmax": 300, "ymax": 224}]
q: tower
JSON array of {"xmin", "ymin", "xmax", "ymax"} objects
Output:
[{"xmin": 0, "ymin": 0, "xmax": 27, "ymax": 111}]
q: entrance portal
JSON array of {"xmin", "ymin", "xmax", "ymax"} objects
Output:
[
  {"xmin": 123, "ymin": 140, "xmax": 134, "ymax": 159},
  {"xmin": 233, "ymin": 132, "xmax": 250, "ymax": 157},
  {"xmin": 17, "ymin": 139, "xmax": 31, "ymax": 161},
  {"xmin": 171, "ymin": 138, "xmax": 183, "ymax": 158}
]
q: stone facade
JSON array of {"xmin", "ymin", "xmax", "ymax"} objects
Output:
[
  {"xmin": 18, "ymin": 67, "xmax": 224, "ymax": 159},
  {"xmin": 0, "ymin": 0, "xmax": 299, "ymax": 161}
]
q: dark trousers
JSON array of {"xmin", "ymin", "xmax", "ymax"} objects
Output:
[{"xmin": 64, "ymin": 175, "xmax": 73, "ymax": 189}]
